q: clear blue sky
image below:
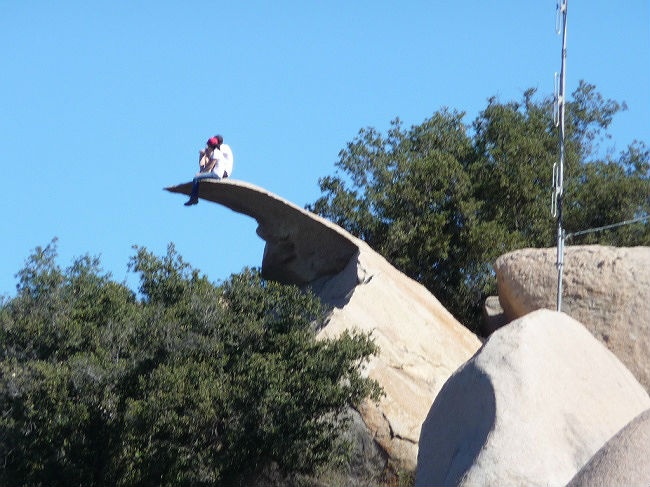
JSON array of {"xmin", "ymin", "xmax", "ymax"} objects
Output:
[{"xmin": 1, "ymin": 1, "xmax": 648, "ymax": 297}]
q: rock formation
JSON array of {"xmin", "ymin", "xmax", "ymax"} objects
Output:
[
  {"xmin": 481, "ymin": 295, "xmax": 507, "ymax": 336},
  {"xmin": 567, "ymin": 408, "xmax": 650, "ymax": 487},
  {"xmin": 415, "ymin": 309, "xmax": 650, "ymax": 487},
  {"xmin": 166, "ymin": 179, "xmax": 482, "ymax": 472},
  {"xmin": 493, "ymin": 245, "xmax": 650, "ymax": 393}
]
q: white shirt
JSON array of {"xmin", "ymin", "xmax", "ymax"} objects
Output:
[
  {"xmin": 198, "ymin": 143, "xmax": 234, "ymax": 179},
  {"xmin": 215, "ymin": 143, "xmax": 234, "ymax": 178}
]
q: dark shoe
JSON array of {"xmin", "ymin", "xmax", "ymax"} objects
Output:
[{"xmin": 184, "ymin": 198, "xmax": 198, "ymax": 206}]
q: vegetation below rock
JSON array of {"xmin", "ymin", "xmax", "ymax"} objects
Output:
[{"xmin": 0, "ymin": 241, "xmax": 382, "ymax": 486}]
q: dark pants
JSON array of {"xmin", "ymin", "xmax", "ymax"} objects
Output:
[{"xmin": 185, "ymin": 173, "xmax": 222, "ymax": 205}]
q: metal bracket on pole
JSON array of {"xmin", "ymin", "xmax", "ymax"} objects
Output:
[{"xmin": 553, "ymin": 0, "xmax": 568, "ymax": 312}]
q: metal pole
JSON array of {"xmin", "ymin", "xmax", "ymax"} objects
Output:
[{"xmin": 555, "ymin": 0, "xmax": 568, "ymax": 312}]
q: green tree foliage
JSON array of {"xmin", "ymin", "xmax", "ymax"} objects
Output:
[
  {"xmin": 308, "ymin": 82, "xmax": 649, "ymax": 330},
  {"xmin": 0, "ymin": 241, "xmax": 382, "ymax": 486}
]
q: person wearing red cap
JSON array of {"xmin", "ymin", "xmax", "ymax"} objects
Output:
[{"xmin": 185, "ymin": 134, "xmax": 234, "ymax": 206}]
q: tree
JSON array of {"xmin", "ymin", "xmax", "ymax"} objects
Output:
[
  {"xmin": 309, "ymin": 110, "xmax": 488, "ymax": 328},
  {"xmin": 566, "ymin": 140, "xmax": 650, "ymax": 245},
  {"xmin": 309, "ymin": 82, "xmax": 649, "ymax": 331},
  {"xmin": 0, "ymin": 241, "xmax": 382, "ymax": 485}
]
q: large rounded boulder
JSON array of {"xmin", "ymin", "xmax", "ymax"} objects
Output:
[
  {"xmin": 416, "ymin": 309, "xmax": 650, "ymax": 486},
  {"xmin": 494, "ymin": 245, "xmax": 650, "ymax": 392},
  {"xmin": 567, "ymin": 408, "xmax": 650, "ymax": 487}
]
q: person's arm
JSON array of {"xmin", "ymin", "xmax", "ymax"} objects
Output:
[
  {"xmin": 202, "ymin": 149, "xmax": 220, "ymax": 173},
  {"xmin": 199, "ymin": 152, "xmax": 208, "ymax": 170}
]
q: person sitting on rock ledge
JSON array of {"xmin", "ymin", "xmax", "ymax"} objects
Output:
[{"xmin": 184, "ymin": 134, "xmax": 234, "ymax": 206}]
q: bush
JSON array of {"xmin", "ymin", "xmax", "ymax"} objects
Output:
[{"xmin": 0, "ymin": 241, "xmax": 382, "ymax": 485}]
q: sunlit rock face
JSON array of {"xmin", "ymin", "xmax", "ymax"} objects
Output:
[
  {"xmin": 567, "ymin": 408, "xmax": 650, "ymax": 487},
  {"xmin": 415, "ymin": 309, "xmax": 650, "ymax": 487},
  {"xmin": 494, "ymin": 245, "xmax": 650, "ymax": 392}
]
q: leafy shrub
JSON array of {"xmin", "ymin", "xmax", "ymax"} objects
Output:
[{"xmin": 0, "ymin": 241, "xmax": 381, "ymax": 486}]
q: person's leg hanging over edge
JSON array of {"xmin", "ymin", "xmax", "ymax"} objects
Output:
[
  {"xmin": 184, "ymin": 173, "xmax": 222, "ymax": 206},
  {"xmin": 184, "ymin": 179, "xmax": 200, "ymax": 206}
]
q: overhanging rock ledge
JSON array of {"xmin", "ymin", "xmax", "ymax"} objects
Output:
[
  {"xmin": 167, "ymin": 179, "xmax": 358, "ymax": 286},
  {"xmin": 166, "ymin": 178, "xmax": 482, "ymax": 472}
]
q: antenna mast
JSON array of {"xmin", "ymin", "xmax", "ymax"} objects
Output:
[{"xmin": 552, "ymin": 0, "xmax": 568, "ymax": 311}]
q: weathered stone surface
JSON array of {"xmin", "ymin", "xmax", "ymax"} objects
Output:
[
  {"xmin": 340, "ymin": 407, "xmax": 387, "ymax": 481},
  {"xmin": 167, "ymin": 179, "xmax": 358, "ymax": 284},
  {"xmin": 494, "ymin": 245, "xmax": 650, "ymax": 392},
  {"xmin": 167, "ymin": 179, "xmax": 482, "ymax": 472},
  {"xmin": 481, "ymin": 295, "xmax": 507, "ymax": 336},
  {"xmin": 415, "ymin": 309, "xmax": 650, "ymax": 487},
  {"xmin": 567, "ymin": 408, "xmax": 650, "ymax": 487},
  {"xmin": 317, "ymin": 242, "xmax": 481, "ymax": 471}
]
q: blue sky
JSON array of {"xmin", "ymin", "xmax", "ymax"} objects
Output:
[{"xmin": 1, "ymin": 1, "xmax": 648, "ymax": 297}]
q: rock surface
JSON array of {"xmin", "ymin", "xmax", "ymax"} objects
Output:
[
  {"xmin": 481, "ymin": 295, "xmax": 507, "ymax": 336},
  {"xmin": 167, "ymin": 179, "xmax": 482, "ymax": 472},
  {"xmin": 317, "ymin": 242, "xmax": 481, "ymax": 471},
  {"xmin": 567, "ymin": 408, "xmax": 650, "ymax": 487},
  {"xmin": 494, "ymin": 245, "xmax": 650, "ymax": 392},
  {"xmin": 168, "ymin": 180, "xmax": 358, "ymax": 284},
  {"xmin": 415, "ymin": 309, "xmax": 650, "ymax": 487}
]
